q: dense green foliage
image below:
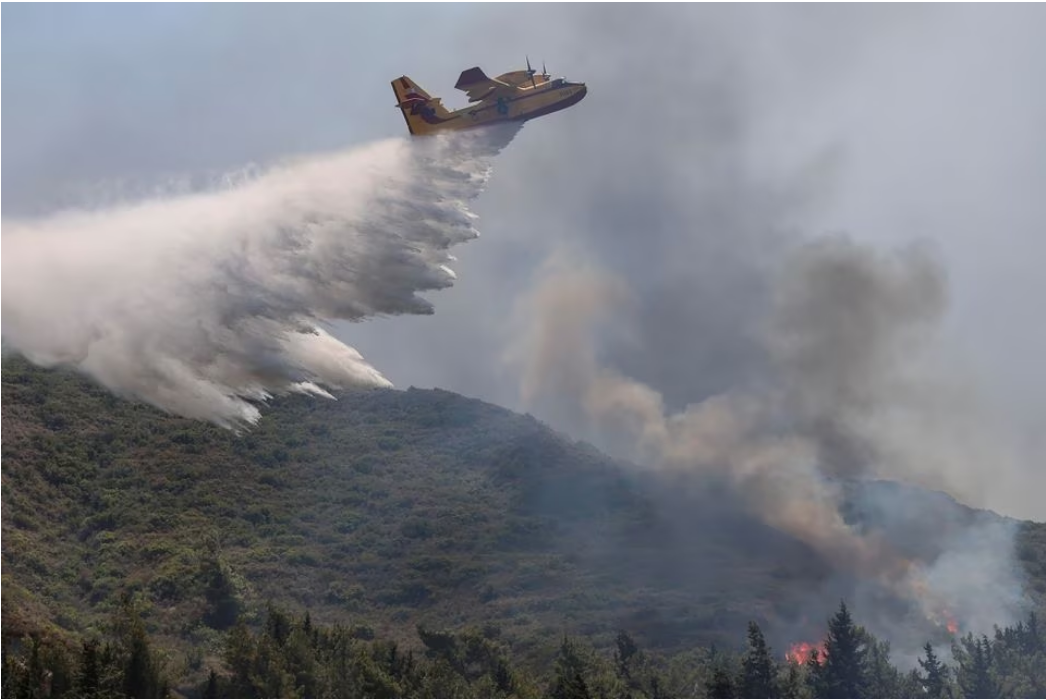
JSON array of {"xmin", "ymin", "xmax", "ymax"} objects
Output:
[
  {"xmin": 3, "ymin": 597, "xmax": 169, "ymax": 699},
  {"xmin": 4, "ymin": 601, "xmax": 1045, "ymax": 698},
  {"xmin": 1, "ymin": 356, "xmax": 826, "ymax": 655},
  {"xmin": 3, "ymin": 356, "xmax": 1046, "ymax": 697}
]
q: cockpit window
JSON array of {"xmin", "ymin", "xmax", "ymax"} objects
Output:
[{"xmin": 551, "ymin": 78, "xmax": 565, "ymax": 87}]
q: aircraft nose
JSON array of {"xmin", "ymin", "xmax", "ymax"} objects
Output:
[{"xmin": 578, "ymin": 83, "xmax": 588, "ymax": 99}]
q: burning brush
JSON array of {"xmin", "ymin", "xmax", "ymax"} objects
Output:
[{"xmin": 786, "ymin": 640, "xmax": 828, "ymax": 665}]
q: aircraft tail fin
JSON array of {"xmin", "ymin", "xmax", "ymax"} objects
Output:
[{"xmin": 392, "ymin": 75, "xmax": 457, "ymax": 136}]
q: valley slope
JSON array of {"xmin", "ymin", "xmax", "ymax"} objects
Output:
[{"xmin": 3, "ymin": 356, "xmax": 1044, "ymax": 667}]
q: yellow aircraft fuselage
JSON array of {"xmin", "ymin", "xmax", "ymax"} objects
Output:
[{"xmin": 392, "ymin": 64, "xmax": 587, "ymax": 136}]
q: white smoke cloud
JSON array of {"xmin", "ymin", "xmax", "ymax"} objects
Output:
[{"xmin": 1, "ymin": 126, "xmax": 519, "ymax": 428}]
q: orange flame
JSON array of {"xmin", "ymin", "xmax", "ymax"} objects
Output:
[
  {"xmin": 926, "ymin": 607, "xmax": 961, "ymax": 635},
  {"xmin": 943, "ymin": 609, "xmax": 959, "ymax": 635},
  {"xmin": 786, "ymin": 641, "xmax": 827, "ymax": 665}
]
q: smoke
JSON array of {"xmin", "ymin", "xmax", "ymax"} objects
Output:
[
  {"xmin": 1, "ymin": 126, "xmax": 519, "ymax": 428},
  {"xmin": 461, "ymin": 4, "xmax": 1040, "ymax": 653},
  {"xmin": 508, "ymin": 233, "xmax": 1030, "ymax": 653},
  {"xmin": 508, "ymin": 239, "xmax": 925, "ymax": 565},
  {"xmin": 765, "ymin": 237, "xmax": 947, "ymax": 477}
]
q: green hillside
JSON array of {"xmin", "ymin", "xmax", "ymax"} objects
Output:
[
  {"xmin": 3, "ymin": 355, "xmax": 1045, "ymax": 690},
  {"xmin": 1, "ymin": 356, "xmax": 819, "ymax": 649}
]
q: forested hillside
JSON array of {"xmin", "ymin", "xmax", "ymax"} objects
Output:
[
  {"xmin": 3, "ymin": 356, "xmax": 1045, "ymax": 697},
  {"xmin": 0, "ymin": 357, "xmax": 824, "ymax": 651}
]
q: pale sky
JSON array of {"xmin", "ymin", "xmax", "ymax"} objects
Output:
[{"xmin": 3, "ymin": 3, "xmax": 477, "ymax": 211}]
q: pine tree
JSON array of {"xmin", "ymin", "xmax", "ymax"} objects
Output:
[
  {"xmin": 201, "ymin": 539, "xmax": 242, "ymax": 631},
  {"xmin": 614, "ymin": 630, "xmax": 639, "ymax": 683},
  {"xmin": 707, "ymin": 663, "xmax": 736, "ymax": 699},
  {"xmin": 492, "ymin": 656, "xmax": 514, "ymax": 695},
  {"xmin": 611, "ymin": 630, "xmax": 663, "ymax": 698},
  {"xmin": 806, "ymin": 646, "xmax": 827, "ymax": 698},
  {"xmin": 549, "ymin": 637, "xmax": 590, "ymax": 699},
  {"xmin": 264, "ymin": 602, "xmax": 291, "ymax": 647},
  {"xmin": 1026, "ymin": 612, "xmax": 1042, "ymax": 653},
  {"xmin": 864, "ymin": 635, "xmax": 903, "ymax": 698},
  {"xmin": 203, "ymin": 669, "xmax": 220, "ymax": 699},
  {"xmin": 957, "ymin": 635, "xmax": 998, "ymax": 699},
  {"xmin": 1, "ymin": 646, "xmax": 11, "ymax": 699},
  {"xmin": 78, "ymin": 639, "xmax": 101, "ymax": 697},
  {"xmin": 224, "ymin": 620, "xmax": 257, "ymax": 697},
  {"xmin": 902, "ymin": 668, "xmax": 925, "ymax": 698},
  {"xmin": 741, "ymin": 621, "xmax": 778, "ymax": 698},
  {"xmin": 780, "ymin": 660, "xmax": 803, "ymax": 699},
  {"xmin": 820, "ymin": 600, "xmax": 866, "ymax": 698},
  {"xmin": 123, "ymin": 624, "xmax": 159, "ymax": 698},
  {"xmin": 919, "ymin": 642, "xmax": 949, "ymax": 698},
  {"xmin": 110, "ymin": 596, "xmax": 167, "ymax": 698},
  {"xmin": 17, "ymin": 636, "xmax": 45, "ymax": 699}
]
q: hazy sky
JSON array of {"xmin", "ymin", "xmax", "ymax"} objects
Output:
[
  {"xmin": 4, "ymin": 4, "xmax": 1044, "ymax": 519},
  {"xmin": 2, "ymin": 3, "xmax": 472, "ymax": 209}
]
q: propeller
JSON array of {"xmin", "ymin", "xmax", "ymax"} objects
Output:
[
  {"xmin": 542, "ymin": 60, "xmax": 548, "ymax": 78},
  {"xmin": 526, "ymin": 55, "xmax": 536, "ymax": 87}
]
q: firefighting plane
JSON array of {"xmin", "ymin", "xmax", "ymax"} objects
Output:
[{"xmin": 392, "ymin": 57, "xmax": 587, "ymax": 135}]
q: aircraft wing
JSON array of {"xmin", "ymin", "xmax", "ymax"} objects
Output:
[{"xmin": 455, "ymin": 67, "xmax": 516, "ymax": 103}]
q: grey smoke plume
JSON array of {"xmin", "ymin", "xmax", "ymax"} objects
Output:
[
  {"xmin": 509, "ymin": 241, "xmax": 922, "ymax": 564},
  {"xmin": 2, "ymin": 126, "xmax": 518, "ymax": 427},
  {"xmin": 470, "ymin": 4, "xmax": 1040, "ymax": 651},
  {"xmin": 766, "ymin": 237, "xmax": 947, "ymax": 477},
  {"xmin": 509, "ymin": 235, "xmax": 1029, "ymax": 649},
  {"xmin": 354, "ymin": 3, "xmax": 1044, "ymax": 523}
]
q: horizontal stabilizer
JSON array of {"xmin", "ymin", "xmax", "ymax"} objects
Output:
[
  {"xmin": 455, "ymin": 67, "xmax": 512, "ymax": 103},
  {"xmin": 455, "ymin": 67, "xmax": 490, "ymax": 89}
]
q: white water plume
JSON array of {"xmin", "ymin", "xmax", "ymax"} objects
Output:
[{"xmin": 1, "ymin": 126, "xmax": 520, "ymax": 428}]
